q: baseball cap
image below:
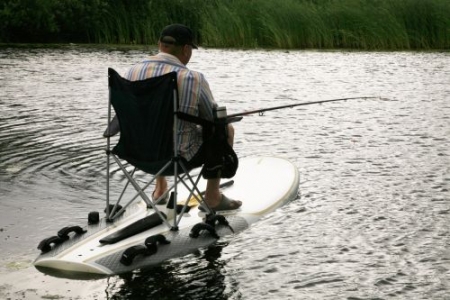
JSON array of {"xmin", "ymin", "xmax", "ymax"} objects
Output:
[{"xmin": 159, "ymin": 24, "xmax": 198, "ymax": 49}]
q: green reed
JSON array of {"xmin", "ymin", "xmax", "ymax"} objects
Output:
[
  {"xmin": 203, "ymin": 0, "xmax": 450, "ymax": 50},
  {"xmin": 1, "ymin": 0, "xmax": 449, "ymax": 49},
  {"xmin": 187, "ymin": 0, "xmax": 450, "ymax": 49}
]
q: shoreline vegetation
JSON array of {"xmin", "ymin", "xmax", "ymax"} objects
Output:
[{"xmin": 1, "ymin": 0, "xmax": 449, "ymax": 50}]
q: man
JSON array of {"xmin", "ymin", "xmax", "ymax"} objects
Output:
[{"xmin": 125, "ymin": 24, "xmax": 242, "ymax": 211}]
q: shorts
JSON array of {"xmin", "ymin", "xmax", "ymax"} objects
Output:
[{"xmin": 182, "ymin": 144, "xmax": 205, "ymax": 171}]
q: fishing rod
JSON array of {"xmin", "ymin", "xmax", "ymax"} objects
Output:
[{"xmin": 226, "ymin": 96, "xmax": 380, "ymax": 119}]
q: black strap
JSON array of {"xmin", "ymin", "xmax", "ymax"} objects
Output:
[
  {"xmin": 120, "ymin": 234, "xmax": 171, "ymax": 266},
  {"xmin": 205, "ymin": 214, "xmax": 234, "ymax": 233},
  {"xmin": 189, "ymin": 222, "xmax": 219, "ymax": 239},
  {"xmin": 37, "ymin": 236, "xmax": 67, "ymax": 253},
  {"xmin": 144, "ymin": 234, "xmax": 171, "ymax": 253},
  {"xmin": 58, "ymin": 226, "xmax": 87, "ymax": 238},
  {"xmin": 120, "ymin": 245, "xmax": 150, "ymax": 266},
  {"xmin": 37, "ymin": 225, "xmax": 87, "ymax": 253}
]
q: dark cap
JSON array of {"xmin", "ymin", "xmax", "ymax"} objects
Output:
[{"xmin": 159, "ymin": 24, "xmax": 198, "ymax": 49}]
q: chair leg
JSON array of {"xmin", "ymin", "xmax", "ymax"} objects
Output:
[
  {"xmin": 178, "ymin": 162, "xmax": 214, "ymax": 217},
  {"xmin": 108, "ymin": 155, "xmax": 174, "ymax": 229}
]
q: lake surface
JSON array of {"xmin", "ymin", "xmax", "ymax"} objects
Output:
[{"xmin": 0, "ymin": 46, "xmax": 449, "ymax": 300}]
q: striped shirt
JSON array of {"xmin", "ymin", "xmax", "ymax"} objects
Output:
[{"xmin": 124, "ymin": 52, "xmax": 217, "ymax": 161}]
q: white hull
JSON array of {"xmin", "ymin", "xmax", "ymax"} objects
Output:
[{"xmin": 34, "ymin": 157, "xmax": 299, "ymax": 278}]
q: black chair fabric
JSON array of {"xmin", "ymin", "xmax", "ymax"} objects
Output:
[{"xmin": 108, "ymin": 68, "xmax": 177, "ymax": 174}]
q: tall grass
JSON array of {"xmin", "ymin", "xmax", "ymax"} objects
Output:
[
  {"xmin": 389, "ymin": 0, "xmax": 450, "ymax": 49},
  {"xmin": 321, "ymin": 0, "xmax": 411, "ymax": 49},
  {"xmin": 255, "ymin": 0, "xmax": 334, "ymax": 48},
  {"xmin": 199, "ymin": 1, "xmax": 258, "ymax": 48},
  {"xmin": 1, "ymin": 0, "xmax": 449, "ymax": 49},
  {"xmin": 194, "ymin": 0, "xmax": 450, "ymax": 49}
]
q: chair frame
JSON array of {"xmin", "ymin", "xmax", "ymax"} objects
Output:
[{"xmin": 104, "ymin": 70, "xmax": 211, "ymax": 231}]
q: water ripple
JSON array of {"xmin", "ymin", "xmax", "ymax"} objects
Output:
[{"xmin": 1, "ymin": 48, "xmax": 450, "ymax": 299}]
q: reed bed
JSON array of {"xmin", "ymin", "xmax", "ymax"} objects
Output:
[
  {"xmin": 1, "ymin": 0, "xmax": 449, "ymax": 49},
  {"xmin": 98, "ymin": 0, "xmax": 450, "ymax": 50}
]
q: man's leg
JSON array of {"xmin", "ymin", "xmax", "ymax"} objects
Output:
[
  {"xmin": 153, "ymin": 176, "xmax": 168, "ymax": 200},
  {"xmin": 153, "ymin": 124, "xmax": 241, "ymax": 209},
  {"xmin": 227, "ymin": 123, "xmax": 234, "ymax": 147},
  {"xmin": 204, "ymin": 178, "xmax": 221, "ymax": 206},
  {"xmin": 204, "ymin": 124, "xmax": 242, "ymax": 210}
]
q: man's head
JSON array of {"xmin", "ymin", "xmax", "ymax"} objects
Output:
[
  {"xmin": 158, "ymin": 24, "xmax": 198, "ymax": 65},
  {"xmin": 159, "ymin": 24, "xmax": 198, "ymax": 49}
]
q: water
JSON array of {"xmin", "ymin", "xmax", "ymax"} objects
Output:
[{"xmin": 0, "ymin": 46, "xmax": 449, "ymax": 300}]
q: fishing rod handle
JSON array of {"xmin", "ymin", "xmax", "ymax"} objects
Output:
[{"xmin": 214, "ymin": 106, "xmax": 227, "ymax": 119}]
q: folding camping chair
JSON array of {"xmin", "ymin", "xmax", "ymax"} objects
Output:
[{"xmin": 103, "ymin": 68, "xmax": 214, "ymax": 230}]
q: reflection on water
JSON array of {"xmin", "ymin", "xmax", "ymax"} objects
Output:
[
  {"xmin": 105, "ymin": 242, "xmax": 232, "ymax": 300},
  {"xmin": 0, "ymin": 47, "xmax": 449, "ymax": 299}
]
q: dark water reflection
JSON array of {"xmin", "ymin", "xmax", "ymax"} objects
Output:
[
  {"xmin": 104, "ymin": 242, "xmax": 232, "ymax": 300},
  {"xmin": 0, "ymin": 47, "xmax": 449, "ymax": 299}
]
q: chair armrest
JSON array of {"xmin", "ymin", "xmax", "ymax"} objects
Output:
[
  {"xmin": 177, "ymin": 112, "xmax": 242, "ymax": 125},
  {"xmin": 226, "ymin": 116, "xmax": 243, "ymax": 123}
]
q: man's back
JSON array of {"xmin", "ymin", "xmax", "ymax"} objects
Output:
[{"xmin": 124, "ymin": 52, "xmax": 217, "ymax": 161}]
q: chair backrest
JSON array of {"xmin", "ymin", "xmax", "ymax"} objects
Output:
[{"xmin": 108, "ymin": 68, "xmax": 178, "ymax": 174}]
